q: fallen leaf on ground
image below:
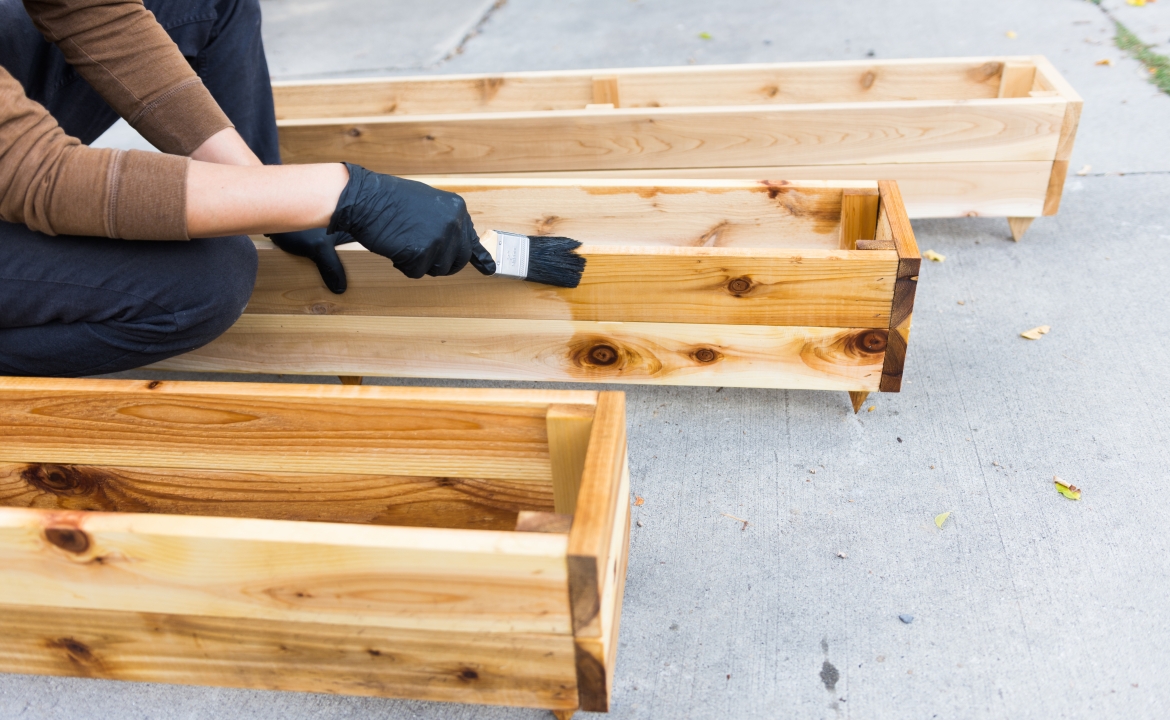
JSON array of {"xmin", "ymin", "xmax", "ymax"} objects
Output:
[
  {"xmin": 721, "ymin": 512, "xmax": 749, "ymax": 530},
  {"xmin": 1020, "ymin": 325, "xmax": 1051, "ymax": 340},
  {"xmin": 634, "ymin": 496, "xmax": 645, "ymax": 506},
  {"xmin": 698, "ymin": 31, "xmax": 712, "ymax": 40},
  {"xmin": 935, "ymin": 511, "xmax": 951, "ymax": 529},
  {"xmin": 1097, "ymin": 58, "xmax": 1114, "ymax": 66},
  {"xmin": 1005, "ymin": 30, "xmax": 1018, "ymax": 39},
  {"xmin": 1077, "ymin": 164, "xmax": 1092, "ymax": 176},
  {"xmin": 867, "ymin": 405, "xmax": 875, "ymax": 412},
  {"xmin": 1054, "ymin": 476, "xmax": 1082, "ymax": 500},
  {"xmin": 1127, "ymin": 0, "xmax": 1147, "ymax": 6},
  {"xmin": 923, "ymin": 249, "xmax": 945, "ymax": 262}
]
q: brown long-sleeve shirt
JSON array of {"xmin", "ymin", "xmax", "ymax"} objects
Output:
[{"xmin": 0, "ymin": 0, "xmax": 235, "ymax": 240}]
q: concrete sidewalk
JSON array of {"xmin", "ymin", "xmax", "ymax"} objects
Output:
[{"xmin": 13, "ymin": 1, "xmax": 1170, "ymax": 718}]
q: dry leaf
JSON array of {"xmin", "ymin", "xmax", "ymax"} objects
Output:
[
  {"xmin": 935, "ymin": 511, "xmax": 951, "ymax": 529},
  {"xmin": 1054, "ymin": 476, "xmax": 1081, "ymax": 500},
  {"xmin": 698, "ymin": 31, "xmax": 712, "ymax": 40},
  {"xmin": 867, "ymin": 406, "xmax": 876, "ymax": 412},
  {"xmin": 1020, "ymin": 325, "xmax": 1051, "ymax": 340},
  {"xmin": 1005, "ymin": 30, "xmax": 1018, "ymax": 39},
  {"xmin": 957, "ymin": 300, "xmax": 966, "ymax": 305},
  {"xmin": 923, "ymin": 249, "xmax": 946, "ymax": 262},
  {"xmin": 1097, "ymin": 58, "xmax": 1114, "ymax": 66},
  {"xmin": 634, "ymin": 496, "xmax": 645, "ymax": 506},
  {"xmin": 1077, "ymin": 164, "xmax": 1092, "ymax": 176},
  {"xmin": 1127, "ymin": 0, "xmax": 1147, "ymax": 6}
]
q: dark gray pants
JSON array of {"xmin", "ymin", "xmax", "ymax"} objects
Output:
[{"xmin": 0, "ymin": 0, "xmax": 278, "ymax": 376}]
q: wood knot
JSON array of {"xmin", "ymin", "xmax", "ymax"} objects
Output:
[
  {"xmin": 727, "ymin": 276, "xmax": 753, "ymax": 295},
  {"xmin": 852, "ymin": 329, "xmax": 889, "ymax": 355},
  {"xmin": 586, "ymin": 344, "xmax": 619, "ymax": 367},
  {"xmin": 691, "ymin": 347, "xmax": 720, "ymax": 364},
  {"xmin": 346, "ymin": 127, "xmax": 362, "ymax": 137},
  {"xmin": 309, "ymin": 302, "xmax": 336, "ymax": 315},
  {"xmin": 860, "ymin": 70, "xmax": 876, "ymax": 89},
  {"xmin": 45, "ymin": 526, "xmax": 90, "ymax": 554},
  {"xmin": 49, "ymin": 637, "xmax": 94, "ymax": 660},
  {"xmin": 22, "ymin": 464, "xmax": 105, "ymax": 497},
  {"xmin": 147, "ymin": 380, "xmax": 162, "ymax": 389},
  {"xmin": 458, "ymin": 668, "xmax": 479, "ymax": 682}
]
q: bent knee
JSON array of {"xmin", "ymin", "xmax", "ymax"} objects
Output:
[{"xmin": 168, "ymin": 235, "xmax": 257, "ymax": 348}]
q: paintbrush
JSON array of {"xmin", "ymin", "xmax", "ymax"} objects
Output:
[{"xmin": 479, "ymin": 230, "xmax": 586, "ymax": 288}]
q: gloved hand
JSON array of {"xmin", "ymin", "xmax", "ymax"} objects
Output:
[
  {"xmin": 267, "ymin": 228, "xmax": 354, "ymax": 294},
  {"xmin": 328, "ymin": 163, "xmax": 496, "ymax": 279}
]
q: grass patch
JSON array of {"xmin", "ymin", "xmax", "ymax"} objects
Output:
[{"xmin": 1114, "ymin": 20, "xmax": 1170, "ymax": 95}]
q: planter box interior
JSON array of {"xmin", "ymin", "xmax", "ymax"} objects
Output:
[
  {"xmin": 272, "ymin": 56, "xmax": 1081, "ymax": 237},
  {"xmin": 0, "ymin": 378, "xmax": 630, "ymax": 718}
]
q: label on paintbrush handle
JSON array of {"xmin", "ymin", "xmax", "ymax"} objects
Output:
[{"xmin": 492, "ymin": 230, "xmax": 529, "ymax": 280}]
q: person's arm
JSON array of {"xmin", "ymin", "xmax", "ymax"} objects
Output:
[
  {"xmin": 0, "ymin": 67, "xmax": 188, "ymax": 240},
  {"xmin": 185, "ymin": 161, "xmax": 347, "ymax": 237},
  {"xmin": 23, "ymin": 0, "xmax": 234, "ymax": 157}
]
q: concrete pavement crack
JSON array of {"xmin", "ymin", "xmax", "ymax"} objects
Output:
[{"xmin": 434, "ymin": 0, "xmax": 508, "ymax": 66}]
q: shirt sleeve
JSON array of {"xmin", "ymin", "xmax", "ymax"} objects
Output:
[
  {"xmin": 0, "ymin": 67, "xmax": 189, "ymax": 240},
  {"xmin": 22, "ymin": 0, "xmax": 234, "ymax": 156}
]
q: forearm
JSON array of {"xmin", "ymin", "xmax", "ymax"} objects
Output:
[{"xmin": 185, "ymin": 161, "xmax": 348, "ymax": 238}]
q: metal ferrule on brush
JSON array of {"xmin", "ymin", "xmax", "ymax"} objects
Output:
[{"xmin": 492, "ymin": 230, "xmax": 530, "ymax": 279}]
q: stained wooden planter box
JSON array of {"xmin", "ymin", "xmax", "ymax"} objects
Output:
[
  {"xmin": 154, "ymin": 178, "xmax": 918, "ymax": 407},
  {"xmin": 271, "ymin": 56, "xmax": 1081, "ymax": 239},
  {"xmin": 0, "ymin": 378, "xmax": 629, "ymax": 718}
]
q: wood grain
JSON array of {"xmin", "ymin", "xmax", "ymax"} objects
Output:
[
  {"xmin": 152, "ymin": 315, "xmax": 889, "ymax": 391},
  {"xmin": 0, "ymin": 463, "xmax": 554, "ymax": 531},
  {"xmin": 270, "ymin": 58, "xmax": 1021, "ymax": 120},
  {"xmin": 433, "ymin": 178, "xmax": 854, "ymax": 250},
  {"xmin": 0, "ymin": 603, "xmax": 578, "ymax": 709},
  {"xmin": 0, "ymin": 506, "xmax": 571, "ymax": 633},
  {"xmin": 419, "ymin": 161, "xmax": 1054, "ymax": 219},
  {"xmin": 248, "ymin": 242, "xmax": 899, "ymax": 330},
  {"xmin": 0, "ymin": 380, "xmax": 568, "ymax": 481},
  {"xmin": 277, "ymin": 98, "xmax": 1067, "ymax": 176}
]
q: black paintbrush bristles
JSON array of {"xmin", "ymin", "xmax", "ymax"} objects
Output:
[{"xmin": 525, "ymin": 236, "xmax": 586, "ymax": 288}]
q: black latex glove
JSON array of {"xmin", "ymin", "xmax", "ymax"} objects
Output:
[
  {"xmin": 267, "ymin": 228, "xmax": 353, "ymax": 294},
  {"xmin": 328, "ymin": 163, "xmax": 496, "ymax": 279}
]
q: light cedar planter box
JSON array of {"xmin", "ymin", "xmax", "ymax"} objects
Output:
[
  {"xmin": 0, "ymin": 378, "xmax": 629, "ymax": 718},
  {"xmin": 154, "ymin": 178, "xmax": 919, "ymax": 410},
  {"xmin": 271, "ymin": 56, "xmax": 1081, "ymax": 240}
]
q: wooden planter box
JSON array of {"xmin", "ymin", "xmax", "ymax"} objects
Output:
[
  {"xmin": 271, "ymin": 56, "xmax": 1081, "ymax": 240},
  {"xmin": 154, "ymin": 179, "xmax": 919, "ymax": 410},
  {"xmin": 0, "ymin": 378, "xmax": 629, "ymax": 718}
]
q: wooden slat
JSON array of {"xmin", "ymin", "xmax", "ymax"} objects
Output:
[
  {"xmin": 0, "ymin": 603, "xmax": 578, "ymax": 709},
  {"xmin": 515, "ymin": 511, "xmax": 573, "ymax": 534},
  {"xmin": 153, "ymin": 315, "xmax": 889, "ymax": 392},
  {"xmin": 877, "ymin": 181, "xmax": 920, "ymax": 393},
  {"xmin": 271, "ymin": 58, "xmax": 1024, "ymax": 120},
  {"xmin": 1031, "ymin": 56, "xmax": 1082, "ymax": 216},
  {"xmin": 418, "ymin": 160, "xmax": 1054, "ymax": 219},
  {"xmin": 567, "ymin": 393, "xmax": 626, "ymax": 640},
  {"xmin": 432, "ymin": 178, "xmax": 855, "ymax": 249},
  {"xmin": 0, "ymin": 463, "xmax": 553, "ymax": 531},
  {"xmin": 574, "ymin": 459, "xmax": 630, "ymax": 712},
  {"xmin": 546, "ymin": 405, "xmax": 595, "ymax": 516},
  {"xmin": 0, "ymin": 507, "xmax": 570, "ymax": 633},
  {"xmin": 277, "ymin": 98, "xmax": 1067, "ymax": 175},
  {"xmin": 997, "ymin": 61, "xmax": 1037, "ymax": 99},
  {"xmin": 839, "ymin": 188, "xmax": 880, "ymax": 249},
  {"xmin": 0, "ymin": 379, "xmax": 577, "ymax": 481},
  {"xmin": 248, "ymin": 243, "xmax": 899, "ymax": 330},
  {"xmin": 591, "ymin": 76, "xmax": 620, "ymax": 107}
]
